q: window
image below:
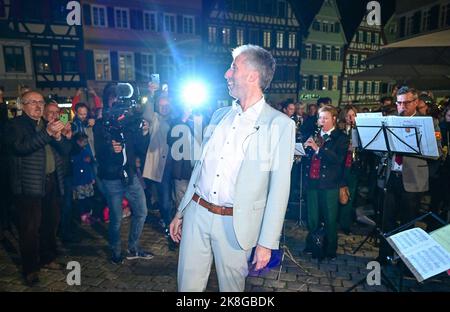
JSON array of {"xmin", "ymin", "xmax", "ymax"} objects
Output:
[
  {"xmin": 287, "ymin": 66, "xmax": 296, "ymax": 81},
  {"xmin": 316, "ymin": 45, "xmax": 322, "ymax": 60},
  {"xmin": 160, "ymin": 55, "xmax": 176, "ymax": 81},
  {"xmin": 288, "ymin": 33, "xmax": 296, "ymax": 49},
  {"xmin": 208, "ymin": 26, "xmax": 217, "ymax": 43},
  {"xmin": 358, "ymin": 31, "xmax": 364, "ymax": 42},
  {"xmin": 34, "ymin": 48, "xmax": 52, "ymax": 73},
  {"xmin": 365, "ymin": 82, "xmax": 371, "ymax": 94},
  {"xmin": 349, "ymin": 80, "xmax": 355, "ymax": 93},
  {"xmin": 182, "ymin": 56, "xmax": 195, "ymax": 74},
  {"xmin": 334, "ymin": 47, "xmax": 340, "ymax": 61},
  {"xmin": 313, "ymin": 76, "xmax": 319, "ymax": 90},
  {"xmin": 141, "ymin": 53, "xmax": 155, "ymax": 81},
  {"xmin": 236, "ymin": 29, "xmax": 244, "ymax": 46},
  {"xmin": 374, "ymin": 33, "xmax": 379, "ymax": 44},
  {"xmin": 313, "ymin": 20, "xmax": 321, "ymax": 31},
  {"xmin": 164, "ymin": 14, "xmax": 176, "ymax": 33},
  {"xmin": 250, "ymin": 29, "xmax": 259, "ymax": 45},
  {"xmin": 92, "ymin": 5, "xmax": 107, "ymax": 27},
  {"xmin": 183, "ymin": 16, "xmax": 194, "ymax": 34},
  {"xmin": 4, "ymin": 46, "xmax": 26, "ymax": 73},
  {"xmin": 367, "ymin": 32, "xmax": 371, "ymax": 44},
  {"xmin": 422, "ymin": 9, "xmax": 431, "ymax": 31},
  {"xmin": 322, "ymin": 21, "xmax": 329, "ymax": 32},
  {"xmin": 360, "ymin": 54, "xmax": 367, "ymax": 67},
  {"xmin": 358, "ymin": 81, "xmax": 364, "ymax": 94},
  {"xmin": 222, "ymin": 28, "xmax": 231, "ymax": 45},
  {"xmin": 263, "ymin": 31, "xmax": 271, "ymax": 48},
  {"xmin": 276, "ymin": 32, "xmax": 284, "ymax": 49},
  {"xmin": 0, "ymin": 0, "xmax": 5, "ymax": 18},
  {"xmin": 144, "ymin": 11, "xmax": 157, "ymax": 31},
  {"xmin": 329, "ymin": 23, "xmax": 334, "ymax": 33},
  {"xmin": 374, "ymin": 82, "xmax": 380, "ymax": 94},
  {"xmin": 115, "ymin": 8, "xmax": 129, "ymax": 29},
  {"xmin": 325, "ymin": 46, "xmax": 331, "ymax": 60},
  {"xmin": 305, "ymin": 44, "xmax": 312, "ymax": 59},
  {"xmin": 61, "ymin": 49, "xmax": 77, "ymax": 73},
  {"xmin": 348, "ymin": 54, "xmax": 354, "ymax": 67},
  {"xmin": 94, "ymin": 50, "xmax": 110, "ymax": 81},
  {"xmin": 118, "ymin": 52, "xmax": 134, "ymax": 81},
  {"xmin": 277, "ymin": 1, "xmax": 286, "ymax": 18},
  {"xmin": 323, "ymin": 75, "xmax": 329, "ymax": 90},
  {"xmin": 332, "ymin": 76, "xmax": 338, "ymax": 90},
  {"xmin": 302, "ymin": 77, "xmax": 309, "ymax": 90},
  {"xmin": 443, "ymin": 4, "xmax": 450, "ymax": 27}
]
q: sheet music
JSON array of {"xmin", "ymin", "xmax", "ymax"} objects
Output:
[
  {"xmin": 387, "ymin": 227, "xmax": 450, "ymax": 282},
  {"xmin": 355, "ymin": 116, "xmax": 387, "ymax": 151},
  {"xmin": 387, "ymin": 116, "xmax": 439, "ymax": 157},
  {"xmin": 431, "ymin": 225, "xmax": 450, "ymax": 254},
  {"xmin": 355, "ymin": 116, "xmax": 439, "ymax": 157}
]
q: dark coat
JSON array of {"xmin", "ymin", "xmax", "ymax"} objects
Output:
[
  {"xmin": 304, "ymin": 128, "xmax": 348, "ymax": 189},
  {"xmin": 6, "ymin": 113, "xmax": 71, "ymax": 197},
  {"xmin": 93, "ymin": 117, "xmax": 149, "ymax": 181}
]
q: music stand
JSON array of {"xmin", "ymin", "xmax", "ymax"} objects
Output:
[
  {"xmin": 351, "ymin": 118, "xmax": 425, "ymax": 254},
  {"xmin": 346, "ymin": 212, "xmax": 447, "ymax": 292}
]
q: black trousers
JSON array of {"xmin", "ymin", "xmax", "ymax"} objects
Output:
[
  {"xmin": 14, "ymin": 173, "xmax": 61, "ymax": 275},
  {"xmin": 379, "ymin": 173, "xmax": 420, "ymax": 261}
]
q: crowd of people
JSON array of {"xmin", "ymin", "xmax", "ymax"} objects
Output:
[{"xmin": 0, "ymin": 43, "xmax": 449, "ymax": 290}]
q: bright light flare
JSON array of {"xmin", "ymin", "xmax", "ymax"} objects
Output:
[{"xmin": 181, "ymin": 81, "xmax": 208, "ymax": 109}]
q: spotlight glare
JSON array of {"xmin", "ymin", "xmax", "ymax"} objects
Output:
[{"xmin": 182, "ymin": 81, "xmax": 208, "ymax": 109}]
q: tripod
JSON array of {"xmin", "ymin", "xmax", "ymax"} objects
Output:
[{"xmin": 276, "ymin": 221, "xmax": 310, "ymax": 280}]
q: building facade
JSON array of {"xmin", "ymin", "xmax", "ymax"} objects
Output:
[
  {"xmin": 298, "ymin": 0, "xmax": 346, "ymax": 106},
  {"xmin": 341, "ymin": 16, "xmax": 386, "ymax": 107},
  {"xmin": 0, "ymin": 0, "xmax": 84, "ymax": 99},
  {"xmin": 82, "ymin": 0, "xmax": 202, "ymax": 99},
  {"xmin": 394, "ymin": 0, "xmax": 450, "ymax": 40},
  {"xmin": 203, "ymin": 0, "xmax": 302, "ymax": 106}
]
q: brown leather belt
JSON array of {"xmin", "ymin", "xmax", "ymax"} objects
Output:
[{"xmin": 192, "ymin": 193, "xmax": 233, "ymax": 216}]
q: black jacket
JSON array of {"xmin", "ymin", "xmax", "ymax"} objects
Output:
[
  {"xmin": 304, "ymin": 128, "xmax": 348, "ymax": 189},
  {"xmin": 6, "ymin": 114, "xmax": 71, "ymax": 197},
  {"xmin": 93, "ymin": 118, "xmax": 149, "ymax": 181}
]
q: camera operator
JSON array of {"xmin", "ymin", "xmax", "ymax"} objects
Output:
[{"xmin": 93, "ymin": 83, "xmax": 153, "ymax": 264}]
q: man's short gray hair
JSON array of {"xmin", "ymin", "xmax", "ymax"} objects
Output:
[{"xmin": 232, "ymin": 44, "xmax": 276, "ymax": 91}]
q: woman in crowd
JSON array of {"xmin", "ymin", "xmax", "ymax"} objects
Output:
[{"xmin": 303, "ymin": 105, "xmax": 348, "ymax": 260}]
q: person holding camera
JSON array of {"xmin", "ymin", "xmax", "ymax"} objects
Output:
[{"xmin": 93, "ymin": 83, "xmax": 153, "ymax": 264}]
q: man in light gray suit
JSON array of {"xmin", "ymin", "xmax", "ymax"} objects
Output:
[{"xmin": 169, "ymin": 45, "xmax": 295, "ymax": 292}]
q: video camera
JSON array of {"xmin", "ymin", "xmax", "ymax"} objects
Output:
[{"xmin": 103, "ymin": 82, "xmax": 144, "ymax": 145}]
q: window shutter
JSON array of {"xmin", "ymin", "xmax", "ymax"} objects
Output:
[
  {"xmin": 110, "ymin": 51, "xmax": 118, "ymax": 81},
  {"xmin": 83, "ymin": 4, "xmax": 91, "ymax": 26}
]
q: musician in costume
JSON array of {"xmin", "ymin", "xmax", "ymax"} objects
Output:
[{"xmin": 303, "ymin": 105, "xmax": 348, "ymax": 260}]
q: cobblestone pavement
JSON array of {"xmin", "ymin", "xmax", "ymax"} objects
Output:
[{"xmin": 0, "ymin": 210, "xmax": 449, "ymax": 292}]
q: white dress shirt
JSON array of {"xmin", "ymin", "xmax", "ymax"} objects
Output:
[{"xmin": 196, "ymin": 97, "xmax": 265, "ymax": 207}]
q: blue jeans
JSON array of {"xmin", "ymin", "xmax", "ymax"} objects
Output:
[{"xmin": 102, "ymin": 175, "xmax": 148, "ymax": 257}]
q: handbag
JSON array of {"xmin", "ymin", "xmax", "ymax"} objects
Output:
[{"xmin": 339, "ymin": 186, "xmax": 350, "ymax": 205}]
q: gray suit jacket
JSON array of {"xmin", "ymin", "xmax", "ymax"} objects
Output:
[{"xmin": 177, "ymin": 100, "xmax": 296, "ymax": 250}]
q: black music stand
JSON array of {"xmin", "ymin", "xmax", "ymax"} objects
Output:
[
  {"xmin": 346, "ymin": 212, "xmax": 447, "ymax": 292},
  {"xmin": 352, "ymin": 120, "xmax": 423, "ymax": 254}
]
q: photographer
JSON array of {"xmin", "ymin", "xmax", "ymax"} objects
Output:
[{"xmin": 93, "ymin": 83, "xmax": 153, "ymax": 264}]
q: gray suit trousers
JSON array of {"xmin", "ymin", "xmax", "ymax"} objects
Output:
[{"xmin": 178, "ymin": 200, "xmax": 252, "ymax": 292}]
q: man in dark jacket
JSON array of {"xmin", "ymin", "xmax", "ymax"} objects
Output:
[
  {"xmin": 93, "ymin": 83, "xmax": 152, "ymax": 264},
  {"xmin": 6, "ymin": 91, "xmax": 71, "ymax": 286}
]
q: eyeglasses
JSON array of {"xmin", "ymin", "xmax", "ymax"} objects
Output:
[
  {"xmin": 23, "ymin": 100, "xmax": 45, "ymax": 106},
  {"xmin": 396, "ymin": 99, "xmax": 417, "ymax": 106}
]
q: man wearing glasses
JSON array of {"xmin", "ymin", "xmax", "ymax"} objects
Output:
[
  {"xmin": 6, "ymin": 91, "xmax": 71, "ymax": 286},
  {"xmin": 377, "ymin": 86, "xmax": 438, "ymax": 263}
]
